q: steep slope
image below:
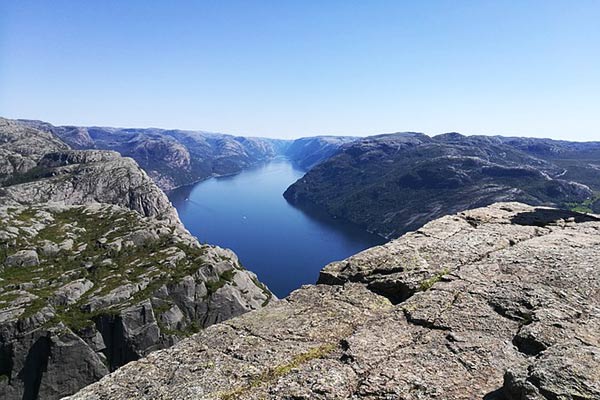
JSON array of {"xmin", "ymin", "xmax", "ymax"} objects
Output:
[
  {"xmin": 284, "ymin": 136, "xmax": 357, "ymax": 170},
  {"xmin": 284, "ymin": 133, "xmax": 594, "ymax": 238},
  {"xmin": 67, "ymin": 203, "xmax": 600, "ymax": 399},
  {"xmin": 0, "ymin": 120, "xmax": 273, "ymax": 399},
  {"xmin": 0, "ymin": 150, "xmax": 180, "ymax": 224},
  {"xmin": 494, "ymin": 136, "xmax": 600, "ymax": 213}
]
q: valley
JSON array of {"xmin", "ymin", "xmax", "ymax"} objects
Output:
[
  {"xmin": 1, "ymin": 117, "xmax": 599, "ymax": 399},
  {"xmin": 169, "ymin": 158, "xmax": 384, "ymax": 297},
  {"xmin": 3, "ymin": 3, "xmax": 598, "ymax": 398},
  {"xmin": 17, "ymin": 120, "xmax": 357, "ymax": 191}
]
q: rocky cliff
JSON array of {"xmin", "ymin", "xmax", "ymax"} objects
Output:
[
  {"xmin": 284, "ymin": 133, "xmax": 598, "ymax": 238},
  {"xmin": 0, "ymin": 118, "xmax": 69, "ymax": 182},
  {"xmin": 0, "ymin": 118, "xmax": 273, "ymax": 399},
  {"xmin": 0, "ymin": 149, "xmax": 180, "ymax": 225},
  {"xmin": 66, "ymin": 202, "xmax": 600, "ymax": 399}
]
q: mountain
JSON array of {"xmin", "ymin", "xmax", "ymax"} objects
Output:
[
  {"xmin": 16, "ymin": 120, "xmax": 358, "ymax": 191},
  {"xmin": 495, "ymin": 136, "xmax": 600, "ymax": 213},
  {"xmin": 16, "ymin": 120, "xmax": 288, "ymax": 191},
  {"xmin": 284, "ymin": 132, "xmax": 597, "ymax": 238},
  {"xmin": 284, "ymin": 135, "xmax": 357, "ymax": 170},
  {"xmin": 0, "ymin": 119, "xmax": 69, "ymax": 180},
  {"xmin": 67, "ymin": 203, "xmax": 600, "ymax": 399},
  {"xmin": 0, "ymin": 118, "xmax": 273, "ymax": 400}
]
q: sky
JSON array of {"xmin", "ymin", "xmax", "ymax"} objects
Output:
[{"xmin": 0, "ymin": 1, "xmax": 599, "ymax": 140}]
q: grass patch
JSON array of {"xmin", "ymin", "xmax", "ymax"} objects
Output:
[
  {"xmin": 15, "ymin": 208, "xmax": 37, "ymax": 222},
  {"xmin": 18, "ymin": 297, "xmax": 48, "ymax": 320},
  {"xmin": 220, "ymin": 343, "xmax": 337, "ymax": 400},
  {"xmin": 419, "ymin": 268, "xmax": 450, "ymax": 291},
  {"xmin": 252, "ymin": 277, "xmax": 273, "ymax": 307},
  {"xmin": 565, "ymin": 192, "xmax": 600, "ymax": 214},
  {"xmin": 205, "ymin": 269, "xmax": 238, "ymax": 296}
]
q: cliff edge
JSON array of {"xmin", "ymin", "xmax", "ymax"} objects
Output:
[
  {"xmin": 0, "ymin": 118, "xmax": 273, "ymax": 399},
  {"xmin": 68, "ymin": 202, "xmax": 600, "ymax": 399}
]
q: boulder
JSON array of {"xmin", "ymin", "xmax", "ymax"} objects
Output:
[
  {"xmin": 4, "ymin": 250, "xmax": 39, "ymax": 267},
  {"xmin": 52, "ymin": 279, "xmax": 94, "ymax": 306}
]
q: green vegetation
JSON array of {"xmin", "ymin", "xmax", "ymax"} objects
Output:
[
  {"xmin": 162, "ymin": 321, "xmax": 202, "ymax": 337},
  {"xmin": 52, "ymin": 307, "xmax": 120, "ymax": 332},
  {"xmin": 419, "ymin": 268, "xmax": 450, "ymax": 291},
  {"xmin": 204, "ymin": 268, "xmax": 238, "ymax": 296},
  {"xmin": 220, "ymin": 343, "xmax": 337, "ymax": 400},
  {"xmin": 0, "ymin": 204, "xmax": 243, "ymax": 332},
  {"xmin": 15, "ymin": 207, "xmax": 37, "ymax": 222},
  {"xmin": 18, "ymin": 297, "xmax": 48, "ymax": 320},
  {"xmin": 565, "ymin": 192, "xmax": 600, "ymax": 214},
  {"xmin": 252, "ymin": 277, "xmax": 273, "ymax": 307}
]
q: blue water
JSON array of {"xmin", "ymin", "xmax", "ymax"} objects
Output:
[{"xmin": 168, "ymin": 159, "xmax": 386, "ymax": 298}]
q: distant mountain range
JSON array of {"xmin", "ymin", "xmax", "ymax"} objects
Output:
[
  {"xmin": 16, "ymin": 120, "xmax": 357, "ymax": 191},
  {"xmin": 285, "ymin": 132, "xmax": 600, "ymax": 238},
  {"xmin": 9, "ymin": 119, "xmax": 600, "ymax": 239}
]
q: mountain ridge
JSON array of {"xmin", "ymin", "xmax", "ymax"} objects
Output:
[{"xmin": 284, "ymin": 132, "xmax": 600, "ymax": 238}]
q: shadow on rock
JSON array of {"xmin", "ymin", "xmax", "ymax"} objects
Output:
[
  {"xmin": 482, "ymin": 387, "xmax": 506, "ymax": 400},
  {"xmin": 510, "ymin": 208, "xmax": 600, "ymax": 227}
]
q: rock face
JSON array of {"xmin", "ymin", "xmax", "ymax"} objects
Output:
[
  {"xmin": 0, "ymin": 149, "xmax": 180, "ymax": 224},
  {"xmin": 284, "ymin": 132, "xmax": 599, "ymax": 238},
  {"xmin": 0, "ymin": 121, "xmax": 274, "ymax": 399},
  {"xmin": 67, "ymin": 202, "xmax": 600, "ymax": 400},
  {"xmin": 0, "ymin": 118, "xmax": 69, "ymax": 182}
]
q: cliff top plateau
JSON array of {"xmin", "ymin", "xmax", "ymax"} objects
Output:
[{"xmin": 68, "ymin": 202, "xmax": 600, "ymax": 400}]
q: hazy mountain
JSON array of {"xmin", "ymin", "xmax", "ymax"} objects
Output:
[
  {"xmin": 16, "ymin": 120, "xmax": 286, "ymax": 190},
  {"xmin": 284, "ymin": 135, "xmax": 357, "ymax": 170}
]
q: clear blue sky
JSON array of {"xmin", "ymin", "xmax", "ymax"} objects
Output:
[{"xmin": 1, "ymin": 1, "xmax": 598, "ymax": 140}]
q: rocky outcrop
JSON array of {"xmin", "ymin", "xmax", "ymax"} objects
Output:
[
  {"xmin": 0, "ymin": 121, "xmax": 274, "ymax": 399},
  {"xmin": 0, "ymin": 149, "xmax": 180, "ymax": 224},
  {"xmin": 0, "ymin": 118, "xmax": 68, "ymax": 182},
  {"xmin": 0, "ymin": 204, "xmax": 272, "ymax": 400},
  {"xmin": 284, "ymin": 132, "xmax": 598, "ymax": 238},
  {"xmin": 67, "ymin": 203, "xmax": 600, "ymax": 399}
]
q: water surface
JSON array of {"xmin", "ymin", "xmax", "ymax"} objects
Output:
[{"xmin": 169, "ymin": 159, "xmax": 385, "ymax": 297}]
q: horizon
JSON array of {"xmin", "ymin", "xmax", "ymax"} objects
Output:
[
  {"xmin": 6, "ymin": 115, "xmax": 600, "ymax": 143},
  {"xmin": 1, "ymin": 1, "xmax": 599, "ymax": 140},
  {"xmin": 0, "ymin": 115, "xmax": 600, "ymax": 143}
]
